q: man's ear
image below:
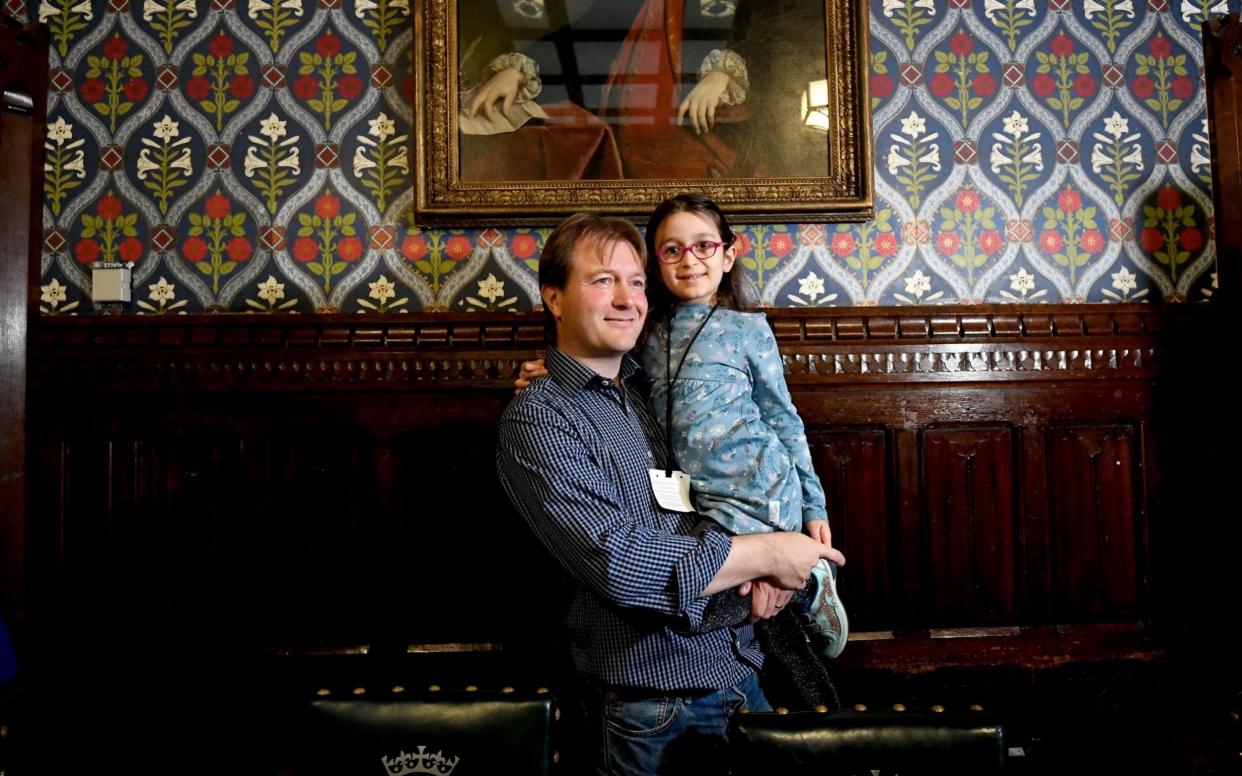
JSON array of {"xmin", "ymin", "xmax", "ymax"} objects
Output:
[{"xmin": 541, "ymin": 285, "xmax": 562, "ymax": 319}]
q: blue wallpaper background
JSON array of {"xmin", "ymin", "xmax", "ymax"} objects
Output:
[{"xmin": 10, "ymin": 0, "xmax": 1234, "ymax": 314}]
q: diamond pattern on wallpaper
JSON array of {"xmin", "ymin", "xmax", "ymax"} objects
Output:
[{"xmin": 12, "ymin": 0, "xmax": 1241, "ymax": 313}]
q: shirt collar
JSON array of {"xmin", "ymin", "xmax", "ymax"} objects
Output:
[{"xmin": 545, "ymin": 347, "xmax": 645, "ymax": 392}]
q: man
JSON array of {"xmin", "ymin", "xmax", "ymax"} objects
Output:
[{"xmin": 496, "ymin": 212, "xmax": 842, "ymax": 774}]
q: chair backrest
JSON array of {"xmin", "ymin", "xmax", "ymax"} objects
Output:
[
  {"xmin": 288, "ymin": 690, "xmax": 555, "ymax": 776},
  {"xmin": 728, "ymin": 709, "xmax": 1005, "ymax": 775}
]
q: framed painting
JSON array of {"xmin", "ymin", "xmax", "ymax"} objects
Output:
[{"xmin": 414, "ymin": 0, "xmax": 872, "ymax": 224}]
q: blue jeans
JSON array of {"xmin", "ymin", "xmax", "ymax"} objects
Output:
[{"xmin": 586, "ymin": 671, "xmax": 771, "ymax": 775}]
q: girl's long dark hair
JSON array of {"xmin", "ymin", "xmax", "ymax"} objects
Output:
[{"xmin": 642, "ymin": 194, "xmax": 753, "ymax": 342}]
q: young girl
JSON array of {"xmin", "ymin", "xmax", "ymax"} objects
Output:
[{"xmin": 520, "ymin": 194, "xmax": 847, "ymax": 664}]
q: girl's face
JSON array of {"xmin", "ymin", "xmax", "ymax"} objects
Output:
[{"xmin": 653, "ymin": 210, "xmax": 736, "ymax": 306}]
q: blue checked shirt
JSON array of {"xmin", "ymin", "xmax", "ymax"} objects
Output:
[{"xmin": 496, "ymin": 347, "xmax": 763, "ymax": 691}]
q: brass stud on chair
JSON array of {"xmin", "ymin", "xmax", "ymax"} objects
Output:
[
  {"xmin": 776, "ymin": 707, "xmax": 789, "ymax": 715},
  {"xmin": 814, "ymin": 705, "xmax": 828, "ymax": 713},
  {"xmin": 853, "ymin": 704, "xmax": 867, "ymax": 712},
  {"xmin": 465, "ymin": 685, "xmax": 478, "ymax": 692},
  {"xmin": 391, "ymin": 686, "xmax": 405, "ymax": 694},
  {"xmin": 351, "ymin": 687, "xmax": 366, "ymax": 696},
  {"xmin": 892, "ymin": 703, "xmax": 906, "ymax": 712},
  {"xmin": 315, "ymin": 688, "xmax": 331, "ymax": 697},
  {"xmin": 931, "ymin": 704, "xmax": 946, "ymax": 713},
  {"xmin": 969, "ymin": 704, "xmax": 984, "ymax": 712},
  {"xmin": 739, "ymin": 707, "xmax": 750, "ymax": 714},
  {"xmin": 536, "ymin": 687, "xmax": 549, "ymax": 694},
  {"xmin": 554, "ymin": 707, "xmax": 561, "ymax": 722},
  {"xmin": 428, "ymin": 684, "xmax": 441, "ymax": 692},
  {"xmin": 501, "ymin": 686, "xmax": 515, "ymax": 694}
]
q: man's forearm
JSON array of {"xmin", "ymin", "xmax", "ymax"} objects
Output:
[{"xmin": 701, "ymin": 531, "xmax": 844, "ymax": 596}]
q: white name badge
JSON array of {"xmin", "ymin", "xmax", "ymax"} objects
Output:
[{"xmin": 648, "ymin": 469, "xmax": 695, "ymax": 513}]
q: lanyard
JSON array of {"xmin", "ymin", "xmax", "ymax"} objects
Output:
[{"xmin": 664, "ymin": 305, "xmax": 717, "ymax": 477}]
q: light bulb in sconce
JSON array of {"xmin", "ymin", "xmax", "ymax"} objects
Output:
[{"xmin": 801, "ymin": 79, "xmax": 830, "ymax": 131}]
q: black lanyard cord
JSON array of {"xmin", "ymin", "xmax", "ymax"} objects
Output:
[{"xmin": 664, "ymin": 305, "xmax": 718, "ymax": 477}]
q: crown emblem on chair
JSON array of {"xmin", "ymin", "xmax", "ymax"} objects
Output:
[{"xmin": 381, "ymin": 746, "xmax": 460, "ymax": 775}]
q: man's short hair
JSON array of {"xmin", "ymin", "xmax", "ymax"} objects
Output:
[{"xmin": 539, "ymin": 213, "xmax": 645, "ymax": 343}]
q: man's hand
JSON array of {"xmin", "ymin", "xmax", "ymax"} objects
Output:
[
  {"xmin": 466, "ymin": 67, "xmax": 523, "ymax": 120},
  {"xmin": 677, "ymin": 71, "xmax": 732, "ymax": 134}
]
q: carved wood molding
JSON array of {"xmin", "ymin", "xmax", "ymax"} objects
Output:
[{"xmin": 29, "ymin": 304, "xmax": 1198, "ymax": 392}]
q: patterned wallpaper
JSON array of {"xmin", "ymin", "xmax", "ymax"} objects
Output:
[{"xmin": 10, "ymin": 0, "xmax": 1234, "ymax": 315}]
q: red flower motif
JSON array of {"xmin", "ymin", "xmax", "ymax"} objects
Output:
[
  {"xmin": 1050, "ymin": 34, "xmax": 1074, "ymax": 57},
  {"xmin": 956, "ymin": 190, "xmax": 980, "ymax": 213},
  {"xmin": 403, "ymin": 235, "xmax": 429, "ymax": 262},
  {"xmin": 445, "ymin": 235, "xmax": 473, "ymax": 261},
  {"xmin": 1150, "ymin": 36, "xmax": 1172, "ymax": 59},
  {"xmin": 1038, "ymin": 230, "xmax": 1063, "ymax": 254},
  {"xmin": 874, "ymin": 232, "xmax": 898, "ymax": 257},
  {"xmin": 1179, "ymin": 227, "xmax": 1204, "ymax": 252},
  {"xmin": 182, "ymin": 236, "xmax": 208, "ymax": 262},
  {"xmin": 979, "ymin": 230, "xmax": 1002, "ymax": 254},
  {"xmin": 209, "ymin": 35, "xmax": 234, "ymax": 59},
  {"xmin": 75, "ymin": 239, "xmax": 100, "ymax": 264},
  {"xmin": 950, "ymin": 33, "xmax": 973, "ymax": 57},
  {"xmin": 1157, "ymin": 186, "xmax": 1181, "ymax": 212},
  {"xmin": 316, "ymin": 33, "xmax": 342, "ymax": 58},
  {"xmin": 227, "ymin": 236, "xmax": 252, "ymax": 262},
  {"xmin": 1058, "ymin": 189, "xmax": 1082, "ymax": 212},
  {"xmin": 292, "ymin": 237, "xmax": 319, "ymax": 262},
  {"xmin": 205, "ymin": 194, "xmax": 231, "ymax": 220},
  {"xmin": 97, "ymin": 195, "xmax": 123, "ymax": 220},
  {"xmin": 315, "ymin": 194, "xmax": 341, "ymax": 220},
  {"xmin": 511, "ymin": 234, "xmax": 538, "ymax": 259},
  {"xmin": 1139, "ymin": 228, "xmax": 1164, "ymax": 253},
  {"xmin": 1073, "ymin": 74, "xmax": 1096, "ymax": 98},
  {"xmin": 1171, "ymin": 76, "xmax": 1194, "ymax": 100},
  {"xmin": 930, "ymin": 73, "xmax": 954, "ymax": 97},
  {"xmin": 1032, "ymin": 73, "xmax": 1055, "ymax": 98},
  {"xmin": 123, "ymin": 78, "xmax": 148, "ymax": 102},
  {"xmin": 768, "ymin": 233, "xmax": 794, "ymax": 258},
  {"xmin": 337, "ymin": 75, "xmax": 363, "ymax": 99},
  {"xmin": 936, "ymin": 231, "xmax": 961, "ymax": 255},
  {"xmin": 830, "ymin": 232, "xmax": 856, "ymax": 257},
  {"xmin": 81, "ymin": 78, "xmax": 105, "ymax": 102},
  {"xmin": 972, "ymin": 73, "xmax": 996, "ymax": 97},
  {"xmin": 230, "ymin": 75, "xmax": 255, "ymax": 100},
  {"xmin": 870, "ymin": 73, "xmax": 894, "ymax": 99},
  {"xmin": 103, "ymin": 36, "xmax": 128, "ymax": 61},
  {"xmin": 1132, "ymin": 76, "xmax": 1155, "ymax": 99},
  {"xmin": 293, "ymin": 76, "xmax": 319, "ymax": 101},
  {"xmin": 118, "ymin": 237, "xmax": 143, "ymax": 262},
  {"xmin": 185, "ymin": 76, "xmax": 211, "ymax": 101},
  {"xmin": 338, "ymin": 236, "xmax": 363, "ymax": 261},
  {"xmin": 1079, "ymin": 229, "xmax": 1104, "ymax": 254}
]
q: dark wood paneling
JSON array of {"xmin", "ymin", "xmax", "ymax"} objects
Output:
[
  {"xmin": 921, "ymin": 425, "xmax": 1018, "ymax": 626},
  {"xmin": 806, "ymin": 427, "xmax": 890, "ymax": 629},
  {"xmin": 21, "ymin": 306, "xmax": 1187, "ymax": 672},
  {"xmin": 1048, "ymin": 423, "xmax": 1144, "ymax": 622}
]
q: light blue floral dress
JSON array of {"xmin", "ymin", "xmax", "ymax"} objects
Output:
[{"xmin": 639, "ymin": 304, "xmax": 828, "ymax": 535}]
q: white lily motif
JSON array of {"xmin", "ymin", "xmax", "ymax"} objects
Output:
[
  {"xmin": 477, "ymin": 273, "xmax": 505, "ymax": 303},
  {"xmin": 369, "ymin": 275, "xmax": 397, "ymax": 302},
  {"xmin": 882, "ymin": 0, "xmax": 934, "ymax": 17},
  {"xmin": 1191, "ymin": 118, "xmax": 1212, "ymax": 175},
  {"xmin": 1084, "ymin": 0, "xmax": 1134, "ymax": 18},
  {"xmin": 983, "ymin": 0, "xmax": 1034, "ymax": 21},
  {"xmin": 904, "ymin": 270, "xmax": 931, "ymax": 297},
  {"xmin": 1182, "ymin": 0, "xmax": 1226, "ymax": 24},
  {"xmin": 1111, "ymin": 266, "xmax": 1137, "ymax": 293},
  {"xmin": 797, "ymin": 272, "xmax": 825, "ymax": 301},
  {"xmin": 258, "ymin": 276, "xmax": 285, "ymax": 303}
]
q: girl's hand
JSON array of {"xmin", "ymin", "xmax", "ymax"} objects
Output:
[
  {"xmin": 805, "ymin": 519, "xmax": 832, "ymax": 546},
  {"xmin": 514, "ymin": 357, "xmax": 547, "ymax": 394}
]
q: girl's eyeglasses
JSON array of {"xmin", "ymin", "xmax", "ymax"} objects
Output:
[{"xmin": 657, "ymin": 240, "xmax": 728, "ymax": 264}]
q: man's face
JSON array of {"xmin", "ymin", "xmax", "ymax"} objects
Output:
[{"xmin": 543, "ymin": 239, "xmax": 648, "ymax": 368}]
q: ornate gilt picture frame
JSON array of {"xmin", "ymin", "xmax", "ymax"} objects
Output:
[{"xmin": 414, "ymin": 0, "xmax": 872, "ymax": 224}]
